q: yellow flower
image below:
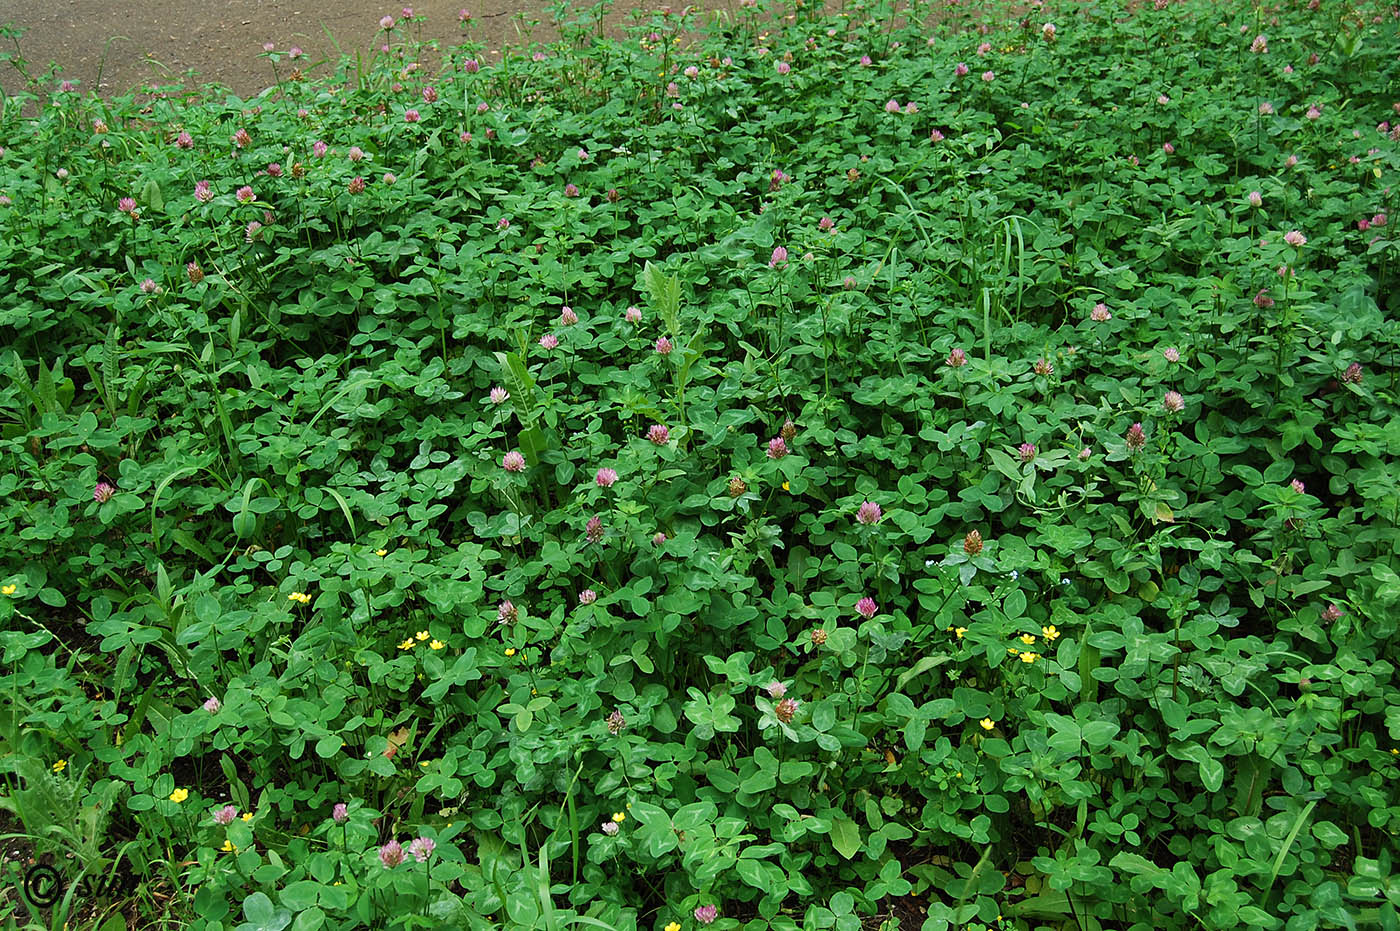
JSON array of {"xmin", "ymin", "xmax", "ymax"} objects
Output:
[
  {"xmin": 169, "ymin": 788, "xmax": 189, "ymax": 803},
  {"xmin": 52, "ymin": 760, "xmax": 67, "ymax": 773},
  {"xmin": 667, "ymin": 924, "xmax": 681, "ymax": 931},
  {"xmin": 221, "ymin": 839, "xmax": 236, "ymax": 852},
  {"xmin": 1019, "ymin": 633, "xmax": 1037, "ymax": 646},
  {"xmin": 415, "ymin": 630, "xmax": 430, "ymax": 641},
  {"xmin": 430, "ymin": 640, "xmax": 445, "ymax": 650},
  {"xmin": 398, "ymin": 639, "xmax": 416, "ymax": 650},
  {"xmin": 1042, "ymin": 625, "xmax": 1060, "ymax": 641},
  {"xmin": 504, "ymin": 647, "xmax": 516, "ymax": 657},
  {"xmin": 954, "ymin": 627, "xmax": 968, "ymax": 639},
  {"xmin": 612, "ymin": 812, "xmax": 626, "ymax": 823},
  {"xmin": 1, "ymin": 584, "xmax": 15, "ymax": 596},
  {"xmin": 375, "ymin": 548, "xmax": 387, "ymax": 557},
  {"xmin": 420, "ymin": 760, "xmax": 430, "ymax": 768},
  {"xmin": 1007, "ymin": 647, "xmax": 1019, "ymax": 655},
  {"xmin": 781, "ymin": 481, "xmax": 790, "ymax": 491},
  {"xmin": 288, "ymin": 592, "xmax": 306, "ymax": 603},
  {"xmin": 241, "ymin": 812, "xmax": 254, "ymax": 821},
  {"xmin": 1020, "ymin": 652, "xmax": 1039, "ymax": 664},
  {"xmin": 979, "ymin": 718, "xmax": 995, "ymax": 731}
]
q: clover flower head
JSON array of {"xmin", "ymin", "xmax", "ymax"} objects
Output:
[{"xmin": 379, "ymin": 840, "xmax": 405, "ymax": 868}]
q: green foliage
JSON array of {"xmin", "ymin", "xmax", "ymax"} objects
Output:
[{"xmin": 1, "ymin": 0, "xmax": 1399, "ymax": 929}]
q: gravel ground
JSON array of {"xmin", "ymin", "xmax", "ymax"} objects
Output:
[{"xmin": 0, "ymin": 0, "xmax": 743, "ymax": 99}]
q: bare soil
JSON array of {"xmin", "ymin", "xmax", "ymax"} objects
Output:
[{"xmin": 0, "ymin": 0, "xmax": 744, "ymax": 100}]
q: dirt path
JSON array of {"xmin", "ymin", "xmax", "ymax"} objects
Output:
[{"xmin": 0, "ymin": 0, "xmax": 741, "ymax": 100}]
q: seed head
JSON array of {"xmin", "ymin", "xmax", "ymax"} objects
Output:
[
  {"xmin": 774, "ymin": 698, "xmax": 799, "ymax": 723},
  {"xmin": 728, "ymin": 476, "xmax": 747, "ymax": 497},
  {"xmin": 586, "ymin": 515, "xmax": 604, "ymax": 543},
  {"xmin": 781, "ymin": 419, "xmax": 797, "ymax": 442},
  {"xmin": 186, "ymin": 262, "xmax": 204, "ymax": 284},
  {"xmin": 1341, "ymin": 362, "xmax": 1363, "ymax": 384},
  {"xmin": 810, "ymin": 628, "xmax": 827, "ymax": 646},
  {"xmin": 964, "ymin": 530, "xmax": 983, "ymax": 555}
]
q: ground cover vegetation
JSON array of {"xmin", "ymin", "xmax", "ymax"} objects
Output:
[{"xmin": 1, "ymin": 0, "xmax": 1399, "ymax": 928}]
